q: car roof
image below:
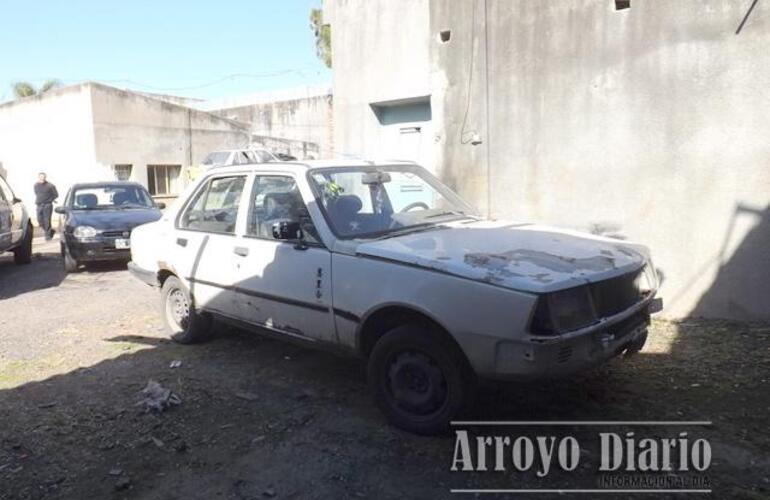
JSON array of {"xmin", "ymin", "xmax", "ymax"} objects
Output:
[
  {"xmin": 208, "ymin": 148, "xmax": 271, "ymax": 153},
  {"xmin": 208, "ymin": 159, "xmax": 419, "ymax": 175},
  {"xmin": 70, "ymin": 181, "xmax": 146, "ymax": 189}
]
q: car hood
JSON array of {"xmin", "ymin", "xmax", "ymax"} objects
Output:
[
  {"xmin": 354, "ymin": 220, "xmax": 650, "ymax": 293},
  {"xmin": 69, "ymin": 209, "xmax": 162, "ymax": 232}
]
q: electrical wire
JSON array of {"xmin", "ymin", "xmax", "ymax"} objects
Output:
[{"xmin": 459, "ymin": 0, "xmax": 479, "ymax": 145}]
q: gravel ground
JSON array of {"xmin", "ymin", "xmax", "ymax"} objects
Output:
[{"xmin": 0, "ymin": 239, "xmax": 768, "ymax": 500}]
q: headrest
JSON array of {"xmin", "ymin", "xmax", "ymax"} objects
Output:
[
  {"xmin": 76, "ymin": 193, "xmax": 98, "ymax": 208},
  {"xmin": 113, "ymin": 191, "xmax": 130, "ymax": 205},
  {"xmin": 330, "ymin": 195, "xmax": 362, "ymax": 216}
]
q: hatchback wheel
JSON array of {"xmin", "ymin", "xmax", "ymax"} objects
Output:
[
  {"xmin": 161, "ymin": 276, "xmax": 212, "ymax": 344},
  {"xmin": 367, "ymin": 324, "xmax": 475, "ymax": 435},
  {"xmin": 61, "ymin": 243, "xmax": 79, "ymax": 273}
]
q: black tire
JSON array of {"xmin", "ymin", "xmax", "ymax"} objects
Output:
[
  {"xmin": 367, "ymin": 323, "xmax": 476, "ymax": 435},
  {"xmin": 61, "ymin": 243, "xmax": 79, "ymax": 273},
  {"xmin": 161, "ymin": 276, "xmax": 212, "ymax": 344},
  {"xmin": 12, "ymin": 223, "xmax": 33, "ymax": 265}
]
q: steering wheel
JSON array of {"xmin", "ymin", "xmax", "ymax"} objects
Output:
[{"xmin": 400, "ymin": 201, "xmax": 430, "ymax": 213}]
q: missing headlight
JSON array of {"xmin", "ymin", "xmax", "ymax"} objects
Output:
[{"xmin": 530, "ymin": 287, "xmax": 598, "ymax": 336}]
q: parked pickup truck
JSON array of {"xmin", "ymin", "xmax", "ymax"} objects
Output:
[
  {"xmin": 0, "ymin": 174, "xmax": 33, "ymax": 265},
  {"xmin": 128, "ymin": 160, "xmax": 661, "ymax": 434}
]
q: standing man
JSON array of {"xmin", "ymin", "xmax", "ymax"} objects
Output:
[{"xmin": 34, "ymin": 172, "xmax": 58, "ymax": 240}]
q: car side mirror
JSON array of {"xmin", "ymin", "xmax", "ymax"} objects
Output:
[
  {"xmin": 12, "ymin": 197, "xmax": 21, "ymax": 204},
  {"xmin": 272, "ymin": 220, "xmax": 302, "ymax": 241},
  {"xmin": 156, "ymin": 202, "xmax": 166, "ymax": 209},
  {"xmin": 54, "ymin": 206, "xmax": 67, "ymax": 214}
]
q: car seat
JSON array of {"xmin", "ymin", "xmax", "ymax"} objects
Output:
[{"xmin": 76, "ymin": 194, "xmax": 98, "ymax": 209}]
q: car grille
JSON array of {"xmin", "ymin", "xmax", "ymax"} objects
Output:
[
  {"xmin": 101, "ymin": 230, "xmax": 130, "ymax": 238},
  {"xmin": 588, "ymin": 268, "xmax": 643, "ymax": 318}
]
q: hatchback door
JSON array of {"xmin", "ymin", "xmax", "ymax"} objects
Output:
[
  {"xmin": 174, "ymin": 173, "xmax": 249, "ymax": 319},
  {"xmin": 230, "ymin": 174, "xmax": 336, "ymax": 343}
]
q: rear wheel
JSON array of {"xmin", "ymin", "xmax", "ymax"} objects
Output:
[
  {"xmin": 367, "ymin": 324, "xmax": 475, "ymax": 435},
  {"xmin": 161, "ymin": 276, "xmax": 212, "ymax": 344},
  {"xmin": 12, "ymin": 223, "xmax": 33, "ymax": 265},
  {"xmin": 61, "ymin": 243, "xmax": 79, "ymax": 273}
]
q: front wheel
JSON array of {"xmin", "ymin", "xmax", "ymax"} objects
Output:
[
  {"xmin": 61, "ymin": 243, "xmax": 79, "ymax": 273},
  {"xmin": 13, "ymin": 223, "xmax": 33, "ymax": 265},
  {"xmin": 367, "ymin": 324, "xmax": 475, "ymax": 435},
  {"xmin": 161, "ymin": 276, "xmax": 212, "ymax": 344}
]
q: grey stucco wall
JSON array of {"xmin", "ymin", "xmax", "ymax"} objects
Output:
[
  {"xmin": 430, "ymin": 0, "xmax": 770, "ymax": 320},
  {"xmin": 328, "ymin": 0, "xmax": 770, "ymax": 321},
  {"xmin": 324, "ymin": 0, "xmax": 433, "ymax": 163},
  {"xmin": 90, "ymin": 83, "xmax": 250, "ymax": 197},
  {"xmin": 206, "ymin": 94, "xmax": 333, "ymax": 159}
]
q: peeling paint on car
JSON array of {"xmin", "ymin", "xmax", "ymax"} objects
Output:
[{"xmin": 355, "ymin": 220, "xmax": 647, "ymax": 294}]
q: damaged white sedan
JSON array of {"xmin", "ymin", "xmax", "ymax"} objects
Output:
[{"xmin": 129, "ymin": 160, "xmax": 661, "ymax": 434}]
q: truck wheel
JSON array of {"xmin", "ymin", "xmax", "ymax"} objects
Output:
[
  {"xmin": 13, "ymin": 223, "xmax": 33, "ymax": 265},
  {"xmin": 161, "ymin": 276, "xmax": 212, "ymax": 344},
  {"xmin": 61, "ymin": 243, "xmax": 79, "ymax": 273},
  {"xmin": 367, "ymin": 324, "xmax": 475, "ymax": 435}
]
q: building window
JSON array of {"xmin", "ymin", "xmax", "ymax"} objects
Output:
[
  {"xmin": 147, "ymin": 164, "xmax": 181, "ymax": 196},
  {"xmin": 112, "ymin": 164, "xmax": 132, "ymax": 181}
]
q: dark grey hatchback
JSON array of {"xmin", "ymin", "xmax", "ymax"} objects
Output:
[{"xmin": 56, "ymin": 182, "xmax": 164, "ymax": 272}]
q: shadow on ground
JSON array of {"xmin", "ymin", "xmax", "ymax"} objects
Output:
[{"xmin": 0, "ymin": 319, "xmax": 767, "ymax": 500}]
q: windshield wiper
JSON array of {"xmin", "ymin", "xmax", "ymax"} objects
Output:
[
  {"xmin": 423, "ymin": 210, "xmax": 477, "ymax": 220},
  {"xmin": 373, "ymin": 223, "xmax": 446, "ymax": 240}
]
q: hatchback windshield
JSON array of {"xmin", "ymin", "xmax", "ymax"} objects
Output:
[
  {"xmin": 71, "ymin": 185, "xmax": 155, "ymax": 210},
  {"xmin": 309, "ymin": 166, "xmax": 478, "ymax": 238}
]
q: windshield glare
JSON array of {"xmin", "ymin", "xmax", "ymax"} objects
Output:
[
  {"xmin": 71, "ymin": 186, "xmax": 154, "ymax": 210},
  {"xmin": 310, "ymin": 166, "xmax": 478, "ymax": 238}
]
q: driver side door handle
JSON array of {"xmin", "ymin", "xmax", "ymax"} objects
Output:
[{"xmin": 233, "ymin": 246, "xmax": 249, "ymax": 257}]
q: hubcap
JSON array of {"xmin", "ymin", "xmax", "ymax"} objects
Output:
[
  {"xmin": 167, "ymin": 288, "xmax": 189, "ymax": 330},
  {"xmin": 387, "ymin": 351, "xmax": 448, "ymax": 417}
]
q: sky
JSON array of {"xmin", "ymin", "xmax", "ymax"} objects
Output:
[{"xmin": 0, "ymin": 0, "xmax": 331, "ymax": 102}]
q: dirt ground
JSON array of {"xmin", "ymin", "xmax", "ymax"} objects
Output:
[{"xmin": 0, "ymin": 240, "xmax": 768, "ymax": 500}]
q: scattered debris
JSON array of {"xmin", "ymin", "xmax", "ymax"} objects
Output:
[
  {"xmin": 38, "ymin": 402, "xmax": 56, "ymax": 409},
  {"xmin": 151, "ymin": 437, "xmax": 164, "ymax": 448},
  {"xmin": 262, "ymin": 487, "xmax": 276, "ymax": 497},
  {"xmin": 114, "ymin": 477, "xmax": 131, "ymax": 491},
  {"xmin": 109, "ymin": 468, "xmax": 123, "ymax": 476},
  {"xmin": 234, "ymin": 391, "xmax": 259, "ymax": 401},
  {"xmin": 136, "ymin": 380, "xmax": 181, "ymax": 413},
  {"xmin": 169, "ymin": 360, "xmax": 182, "ymax": 369}
]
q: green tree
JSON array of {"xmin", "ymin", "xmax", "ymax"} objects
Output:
[
  {"xmin": 310, "ymin": 8, "xmax": 331, "ymax": 68},
  {"xmin": 12, "ymin": 79, "xmax": 62, "ymax": 99}
]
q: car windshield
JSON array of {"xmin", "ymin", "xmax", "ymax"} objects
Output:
[
  {"xmin": 309, "ymin": 165, "xmax": 479, "ymax": 239},
  {"xmin": 71, "ymin": 185, "xmax": 154, "ymax": 210}
]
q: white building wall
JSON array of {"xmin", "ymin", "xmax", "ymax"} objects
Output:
[{"xmin": 0, "ymin": 85, "xmax": 98, "ymax": 214}]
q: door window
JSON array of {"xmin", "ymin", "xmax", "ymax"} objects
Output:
[
  {"xmin": 246, "ymin": 175, "xmax": 320, "ymax": 244},
  {"xmin": 180, "ymin": 176, "xmax": 246, "ymax": 234}
]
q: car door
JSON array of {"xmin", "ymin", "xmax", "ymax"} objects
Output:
[
  {"xmin": 231, "ymin": 173, "xmax": 336, "ymax": 343},
  {"xmin": 174, "ymin": 173, "xmax": 249, "ymax": 319}
]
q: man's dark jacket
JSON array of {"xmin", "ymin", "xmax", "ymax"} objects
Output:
[{"xmin": 34, "ymin": 182, "xmax": 58, "ymax": 205}]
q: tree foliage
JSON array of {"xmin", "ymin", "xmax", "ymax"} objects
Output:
[
  {"xmin": 12, "ymin": 79, "xmax": 62, "ymax": 99},
  {"xmin": 310, "ymin": 8, "xmax": 332, "ymax": 68}
]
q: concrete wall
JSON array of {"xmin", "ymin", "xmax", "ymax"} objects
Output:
[
  {"xmin": 324, "ymin": 0, "xmax": 436, "ymax": 168},
  {"xmin": 90, "ymin": 83, "xmax": 249, "ymax": 199},
  {"xmin": 0, "ymin": 83, "xmax": 251, "ymax": 214},
  {"xmin": 328, "ymin": 0, "xmax": 770, "ymax": 321},
  {"xmin": 0, "ymin": 84, "xmax": 97, "ymax": 212},
  {"xmin": 198, "ymin": 87, "xmax": 334, "ymax": 159}
]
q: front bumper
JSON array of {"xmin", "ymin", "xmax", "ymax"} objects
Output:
[
  {"xmin": 481, "ymin": 295, "xmax": 660, "ymax": 380},
  {"xmin": 65, "ymin": 236, "xmax": 131, "ymax": 262},
  {"xmin": 127, "ymin": 261, "xmax": 159, "ymax": 287}
]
